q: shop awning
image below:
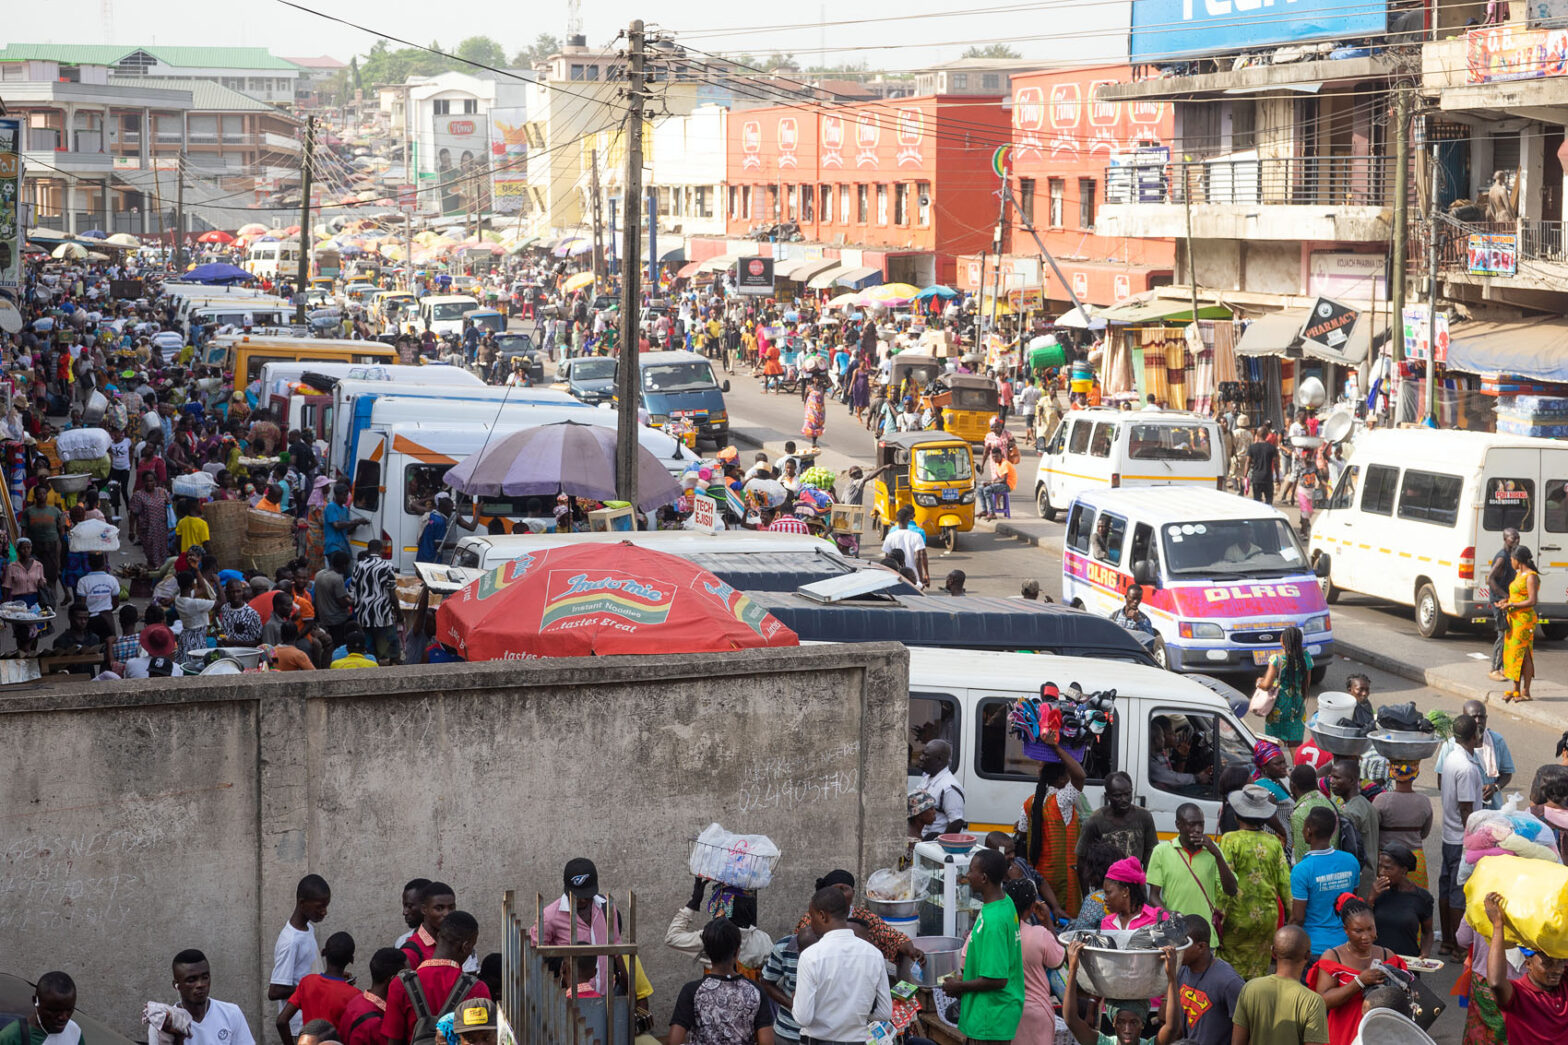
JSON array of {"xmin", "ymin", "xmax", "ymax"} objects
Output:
[
  {"xmin": 1236, "ymin": 309, "xmax": 1308, "ymax": 358},
  {"xmin": 781, "ymin": 258, "xmax": 839, "ymax": 283},
  {"xmin": 807, "ymin": 263, "xmax": 848, "ymax": 289},
  {"xmin": 1445, "ymin": 317, "xmax": 1568, "ymax": 382},
  {"xmin": 697, "ymin": 254, "xmax": 737, "ymax": 274},
  {"xmin": 657, "ymin": 244, "xmax": 686, "ymax": 263},
  {"xmin": 833, "ymin": 265, "xmax": 885, "ymax": 290},
  {"xmin": 675, "ymin": 259, "xmax": 703, "ymax": 279},
  {"xmin": 1097, "ymin": 295, "xmax": 1232, "ymax": 324}
]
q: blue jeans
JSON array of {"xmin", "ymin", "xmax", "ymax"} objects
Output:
[{"xmin": 981, "ymin": 481, "xmax": 1010, "ymax": 513}]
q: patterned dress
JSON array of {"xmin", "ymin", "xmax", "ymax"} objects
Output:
[
  {"xmin": 1020, "ymin": 788, "xmax": 1089, "ymax": 915},
  {"xmin": 1503, "ymin": 569, "xmax": 1538, "ymax": 684},
  {"xmin": 1217, "ymin": 827, "xmax": 1292, "ymax": 979},
  {"xmin": 1264, "ymin": 651, "xmax": 1314, "ymax": 744}
]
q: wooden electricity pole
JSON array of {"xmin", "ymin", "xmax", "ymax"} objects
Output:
[
  {"xmin": 615, "ymin": 19, "xmax": 647, "ymax": 512},
  {"xmin": 295, "ymin": 115, "xmax": 315, "ymax": 322}
]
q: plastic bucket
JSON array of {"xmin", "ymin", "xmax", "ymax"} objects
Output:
[
  {"xmin": 1070, "ymin": 361, "xmax": 1093, "ymax": 394},
  {"xmin": 1317, "ymin": 692, "xmax": 1357, "ymax": 727}
]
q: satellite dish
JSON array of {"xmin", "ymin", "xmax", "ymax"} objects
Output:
[
  {"xmin": 1296, "ymin": 376, "xmax": 1327, "ymax": 409},
  {"xmin": 0, "ymin": 299, "xmax": 20, "ymax": 334},
  {"xmin": 1322, "ymin": 410, "xmax": 1355, "ymax": 444}
]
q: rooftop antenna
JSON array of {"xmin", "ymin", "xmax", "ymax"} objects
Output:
[
  {"xmin": 102, "ymin": 0, "xmax": 115, "ymax": 44},
  {"xmin": 567, "ymin": 0, "xmax": 583, "ymax": 39}
]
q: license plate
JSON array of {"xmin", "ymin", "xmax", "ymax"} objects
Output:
[
  {"xmin": 942, "ymin": 489, "xmax": 960, "ymax": 501},
  {"xmin": 1252, "ymin": 650, "xmax": 1270, "ymax": 665}
]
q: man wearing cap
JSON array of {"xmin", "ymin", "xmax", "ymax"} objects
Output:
[
  {"xmin": 383, "ymin": 911, "xmax": 488, "ymax": 1045},
  {"xmin": 532, "ymin": 858, "xmax": 625, "ymax": 997},
  {"xmin": 446, "ymin": 998, "xmax": 500, "ymax": 1045}
]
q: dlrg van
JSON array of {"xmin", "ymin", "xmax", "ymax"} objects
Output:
[
  {"xmin": 1062, "ymin": 487, "xmax": 1333, "ymax": 678},
  {"xmin": 1308, "ymin": 428, "xmax": 1568, "ymax": 639},
  {"xmin": 1032, "ymin": 408, "xmax": 1225, "ymax": 521}
]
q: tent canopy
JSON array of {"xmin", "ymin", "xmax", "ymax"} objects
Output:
[
  {"xmin": 1445, "ymin": 317, "xmax": 1568, "ymax": 382},
  {"xmin": 1236, "ymin": 307, "xmax": 1378, "ymax": 366},
  {"xmin": 806, "ymin": 263, "xmax": 848, "ymax": 289},
  {"xmin": 1098, "ymin": 294, "xmax": 1232, "ymax": 324}
]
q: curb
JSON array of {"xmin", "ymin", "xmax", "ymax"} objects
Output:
[{"xmin": 1324, "ymin": 638, "xmax": 1568, "ymax": 730}]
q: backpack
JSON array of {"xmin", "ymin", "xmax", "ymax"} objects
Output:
[
  {"xmin": 1334, "ymin": 808, "xmax": 1367, "ymax": 869},
  {"xmin": 399, "ymin": 968, "xmax": 477, "ymax": 1045}
]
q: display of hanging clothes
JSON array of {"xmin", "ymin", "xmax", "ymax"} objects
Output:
[
  {"xmin": 1165, "ymin": 329, "xmax": 1189, "ymax": 410},
  {"xmin": 1141, "ymin": 327, "xmax": 1172, "ymax": 406}
]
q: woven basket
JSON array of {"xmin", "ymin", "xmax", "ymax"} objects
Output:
[
  {"xmin": 203, "ymin": 500, "xmax": 250, "ymax": 568},
  {"xmin": 241, "ymin": 535, "xmax": 295, "ymax": 577},
  {"xmin": 246, "ymin": 507, "xmax": 293, "ymax": 540}
]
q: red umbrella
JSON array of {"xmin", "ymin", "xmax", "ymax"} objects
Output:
[
  {"xmin": 435, "ymin": 542, "xmax": 798, "ymax": 660},
  {"xmin": 197, "ymin": 230, "xmax": 234, "ymax": 244}
]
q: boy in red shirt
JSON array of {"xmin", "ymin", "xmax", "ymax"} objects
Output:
[
  {"xmin": 277, "ymin": 932, "xmax": 359, "ymax": 1045},
  {"xmin": 336, "ymin": 948, "xmax": 407, "ymax": 1045},
  {"xmin": 385, "ymin": 911, "xmax": 490, "ymax": 1045}
]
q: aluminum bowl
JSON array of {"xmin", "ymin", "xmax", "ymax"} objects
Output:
[
  {"xmin": 911, "ymin": 935, "xmax": 964, "ymax": 986},
  {"xmin": 866, "ymin": 897, "xmax": 920, "ymax": 919},
  {"xmin": 1307, "ymin": 715, "xmax": 1372, "ymax": 756},
  {"xmin": 1369, "ymin": 730, "xmax": 1443, "ymax": 762},
  {"xmin": 1061, "ymin": 928, "xmax": 1189, "ymax": 1000},
  {"xmin": 46, "ymin": 473, "xmax": 93, "ymax": 494}
]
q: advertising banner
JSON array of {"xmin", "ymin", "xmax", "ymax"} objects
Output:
[
  {"xmin": 0, "ymin": 118, "xmax": 21, "ymax": 290},
  {"xmin": 1467, "ymin": 25, "xmax": 1568, "ymax": 83},
  {"xmin": 489, "ymin": 107, "xmax": 529, "ymax": 215},
  {"xmin": 1131, "ymin": 0, "xmax": 1387, "ymax": 62},
  {"xmin": 431, "ymin": 114, "xmax": 489, "ymax": 217},
  {"xmin": 1467, "ymin": 233, "xmax": 1519, "ymax": 275},
  {"xmin": 737, "ymin": 256, "xmax": 774, "ymax": 296},
  {"xmin": 1402, "ymin": 305, "xmax": 1450, "ymax": 363}
]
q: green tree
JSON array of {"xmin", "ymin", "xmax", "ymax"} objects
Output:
[
  {"xmin": 512, "ymin": 33, "xmax": 562, "ymax": 68},
  {"xmin": 961, "ymin": 43, "xmax": 1022, "ymax": 58},
  {"xmin": 456, "ymin": 35, "xmax": 509, "ymax": 69}
]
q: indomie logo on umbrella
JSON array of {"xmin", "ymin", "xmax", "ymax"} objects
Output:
[
  {"xmin": 540, "ymin": 571, "xmax": 674, "ymax": 629},
  {"xmin": 474, "ymin": 554, "xmax": 537, "ymax": 600},
  {"xmin": 702, "ymin": 578, "xmax": 773, "ymax": 637}
]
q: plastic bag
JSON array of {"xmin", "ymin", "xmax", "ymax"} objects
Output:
[
  {"xmin": 1464, "ymin": 854, "xmax": 1568, "ymax": 957},
  {"xmin": 866, "ymin": 866, "xmax": 932, "ymax": 902},
  {"xmin": 688, "ymin": 823, "xmax": 780, "ymax": 890}
]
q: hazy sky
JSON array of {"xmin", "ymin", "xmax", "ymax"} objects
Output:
[{"xmin": 5, "ymin": 0, "xmax": 1130, "ymax": 70}]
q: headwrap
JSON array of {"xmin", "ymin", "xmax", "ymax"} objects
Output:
[
  {"xmin": 1109, "ymin": 1000, "xmax": 1150, "ymax": 1020},
  {"xmin": 908, "ymin": 791, "xmax": 938, "ymax": 818},
  {"xmin": 1389, "ymin": 761, "xmax": 1421, "ymax": 782},
  {"xmin": 1382, "ymin": 843, "xmax": 1418, "ymax": 872},
  {"xmin": 815, "ymin": 869, "xmax": 856, "ymax": 891},
  {"xmin": 705, "ymin": 883, "xmax": 749, "ymax": 919},
  {"xmin": 1251, "ymin": 739, "xmax": 1283, "ymax": 779},
  {"xmin": 1104, "ymin": 857, "xmax": 1147, "ymax": 886}
]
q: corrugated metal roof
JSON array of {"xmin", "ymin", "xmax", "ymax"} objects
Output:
[
  {"xmin": 109, "ymin": 76, "xmax": 294, "ymax": 116},
  {"xmin": 0, "ymin": 44, "xmax": 298, "ymax": 71}
]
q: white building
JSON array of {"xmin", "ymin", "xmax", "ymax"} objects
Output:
[
  {"xmin": 650, "ymin": 106, "xmax": 728, "ymax": 240},
  {"xmin": 0, "ymin": 44, "xmax": 302, "ymax": 105}
]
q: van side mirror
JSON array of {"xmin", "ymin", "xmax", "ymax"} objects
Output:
[
  {"xmin": 1035, "ymin": 435, "xmax": 1046, "ymax": 453},
  {"xmin": 1313, "ymin": 554, "xmax": 1330, "ymax": 578},
  {"xmin": 722, "ymin": 380, "xmax": 731, "ymax": 393},
  {"xmin": 1133, "ymin": 560, "xmax": 1158, "ymax": 587}
]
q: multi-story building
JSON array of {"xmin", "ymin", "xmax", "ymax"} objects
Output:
[
  {"xmin": 958, "ymin": 65, "xmax": 1176, "ymax": 311},
  {"xmin": 651, "ymin": 106, "xmax": 729, "ymax": 241},
  {"xmin": 912, "ymin": 59, "xmax": 1048, "ymax": 98},
  {"xmin": 283, "ymin": 55, "xmax": 347, "ymax": 107},
  {"xmin": 0, "ymin": 44, "xmax": 301, "ymax": 105},
  {"xmin": 716, "ymin": 95, "xmax": 1010, "ymax": 286}
]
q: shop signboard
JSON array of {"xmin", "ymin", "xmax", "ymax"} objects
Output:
[
  {"xmin": 0, "ymin": 118, "xmax": 21, "ymax": 290},
  {"xmin": 1467, "ymin": 233, "xmax": 1518, "ymax": 276},
  {"xmin": 1467, "ymin": 25, "xmax": 1568, "ymax": 83},
  {"xmin": 737, "ymin": 256, "xmax": 773, "ymax": 296},
  {"xmin": 1402, "ymin": 305, "xmax": 1450, "ymax": 363},
  {"xmin": 1300, "ymin": 297, "xmax": 1359, "ymax": 356},
  {"xmin": 1131, "ymin": 0, "xmax": 1387, "ymax": 62},
  {"xmin": 489, "ymin": 107, "xmax": 529, "ymax": 215}
]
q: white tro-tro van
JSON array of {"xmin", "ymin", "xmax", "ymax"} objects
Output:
[
  {"xmin": 419, "ymin": 295, "xmax": 480, "ymax": 337},
  {"xmin": 1063, "ymin": 487, "xmax": 1333, "ymax": 677},
  {"xmin": 1309, "ymin": 428, "xmax": 1568, "ymax": 639},
  {"xmin": 904, "ymin": 647, "xmax": 1265, "ymax": 833},
  {"xmin": 1033, "ymin": 408, "xmax": 1225, "ymax": 521}
]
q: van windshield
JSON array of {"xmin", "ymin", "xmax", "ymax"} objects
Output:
[
  {"xmin": 915, "ymin": 446, "xmax": 972, "ymax": 482},
  {"xmin": 1161, "ymin": 518, "xmax": 1307, "ymax": 577},
  {"xmin": 429, "ymin": 302, "xmax": 472, "ymax": 321},
  {"xmin": 1128, "ymin": 424, "xmax": 1214, "ymax": 461},
  {"xmin": 574, "ymin": 358, "xmax": 617, "ymax": 380},
  {"xmin": 642, "ymin": 362, "xmax": 717, "ymax": 392}
]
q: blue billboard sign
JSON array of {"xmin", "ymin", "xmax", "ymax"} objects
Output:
[{"xmin": 1130, "ymin": 0, "xmax": 1387, "ymax": 62}]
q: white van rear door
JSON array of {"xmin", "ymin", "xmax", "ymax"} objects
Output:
[{"xmin": 1482, "ymin": 449, "xmax": 1546, "ymax": 601}]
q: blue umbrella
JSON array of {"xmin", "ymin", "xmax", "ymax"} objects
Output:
[
  {"xmin": 78, "ymin": 230, "xmax": 108, "ymax": 240},
  {"xmin": 916, "ymin": 284, "xmax": 958, "ymax": 300},
  {"xmin": 256, "ymin": 235, "xmax": 278, "ymax": 243},
  {"xmin": 180, "ymin": 262, "xmax": 254, "ymax": 285}
]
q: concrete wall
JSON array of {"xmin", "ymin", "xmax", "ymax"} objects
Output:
[{"xmin": 0, "ymin": 644, "xmax": 910, "ymax": 1038}]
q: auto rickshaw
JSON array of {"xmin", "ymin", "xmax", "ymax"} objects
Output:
[
  {"xmin": 933, "ymin": 372, "xmax": 1000, "ymax": 445},
  {"xmin": 871, "ymin": 431, "xmax": 976, "ymax": 551},
  {"xmin": 886, "ymin": 351, "xmax": 944, "ymax": 405}
]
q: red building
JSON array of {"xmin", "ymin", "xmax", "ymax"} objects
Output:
[
  {"xmin": 720, "ymin": 96, "xmax": 1010, "ymax": 286},
  {"xmin": 956, "ymin": 66, "xmax": 1177, "ymax": 310}
]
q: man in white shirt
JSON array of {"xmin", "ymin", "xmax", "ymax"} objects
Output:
[
  {"xmin": 1438, "ymin": 713, "xmax": 1484, "ymax": 962},
  {"xmin": 75, "ymin": 554, "xmax": 120, "ymax": 639},
  {"xmin": 171, "ymin": 948, "xmax": 255, "ymax": 1045},
  {"xmin": 269, "ymin": 874, "xmax": 331, "ymax": 1035},
  {"xmin": 881, "ymin": 507, "xmax": 929, "ymax": 589},
  {"xmin": 913, "ymin": 740, "xmax": 966, "ymax": 835},
  {"xmin": 793, "ymin": 886, "xmax": 891, "ymax": 1045}
]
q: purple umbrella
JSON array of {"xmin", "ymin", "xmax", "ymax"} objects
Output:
[{"xmin": 441, "ymin": 420, "xmax": 681, "ymax": 511}]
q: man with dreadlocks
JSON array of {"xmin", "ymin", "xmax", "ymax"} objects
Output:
[{"xmin": 1017, "ymin": 737, "xmax": 1091, "ymax": 920}]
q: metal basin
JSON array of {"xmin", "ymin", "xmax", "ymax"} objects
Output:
[
  {"xmin": 1307, "ymin": 715, "xmax": 1372, "ymax": 756},
  {"xmin": 1369, "ymin": 730, "xmax": 1443, "ymax": 762},
  {"xmin": 46, "ymin": 473, "xmax": 93, "ymax": 493},
  {"xmin": 1061, "ymin": 928, "xmax": 1189, "ymax": 1000},
  {"xmin": 911, "ymin": 935, "xmax": 964, "ymax": 986},
  {"xmin": 866, "ymin": 897, "xmax": 919, "ymax": 919}
]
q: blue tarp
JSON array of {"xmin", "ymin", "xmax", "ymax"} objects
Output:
[
  {"xmin": 1446, "ymin": 318, "xmax": 1568, "ymax": 383},
  {"xmin": 180, "ymin": 263, "xmax": 254, "ymax": 285}
]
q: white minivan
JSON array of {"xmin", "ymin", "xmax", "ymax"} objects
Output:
[
  {"xmin": 1308, "ymin": 428, "xmax": 1568, "ymax": 639},
  {"xmin": 904, "ymin": 647, "xmax": 1264, "ymax": 833},
  {"xmin": 1062, "ymin": 487, "xmax": 1333, "ymax": 677},
  {"xmin": 1033, "ymin": 408, "xmax": 1225, "ymax": 521}
]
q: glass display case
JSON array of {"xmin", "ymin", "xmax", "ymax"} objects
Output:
[{"xmin": 912, "ymin": 840, "xmax": 982, "ymax": 938}]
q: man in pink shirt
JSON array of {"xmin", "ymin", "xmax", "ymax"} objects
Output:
[{"xmin": 531, "ymin": 858, "xmax": 625, "ymax": 996}]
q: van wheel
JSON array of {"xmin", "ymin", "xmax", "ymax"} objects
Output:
[
  {"xmin": 1543, "ymin": 621, "xmax": 1568, "ymax": 642},
  {"xmin": 1035, "ymin": 485, "xmax": 1057, "ymax": 522},
  {"xmin": 1150, "ymin": 635, "xmax": 1170, "ymax": 670},
  {"xmin": 1415, "ymin": 582, "xmax": 1449, "ymax": 639},
  {"xmin": 941, "ymin": 525, "xmax": 958, "ymax": 552},
  {"xmin": 1310, "ymin": 662, "xmax": 1328, "ymax": 685}
]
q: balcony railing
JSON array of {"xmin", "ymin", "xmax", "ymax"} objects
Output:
[
  {"xmin": 1425, "ymin": 215, "xmax": 1568, "ymax": 275},
  {"xmin": 1106, "ymin": 154, "xmax": 1402, "ymax": 209}
]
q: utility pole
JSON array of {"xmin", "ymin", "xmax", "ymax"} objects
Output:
[
  {"xmin": 987, "ymin": 189, "xmax": 1005, "ymax": 336},
  {"xmin": 1183, "ymin": 164, "xmax": 1200, "ymax": 323},
  {"xmin": 1425, "ymin": 157, "xmax": 1440, "ymax": 426},
  {"xmin": 1391, "ymin": 86, "xmax": 1410, "ymax": 422},
  {"xmin": 615, "ymin": 19, "xmax": 647, "ymax": 514},
  {"xmin": 590, "ymin": 146, "xmax": 604, "ymax": 285},
  {"xmin": 295, "ymin": 115, "xmax": 315, "ymax": 322},
  {"xmin": 174, "ymin": 153, "xmax": 185, "ymax": 272}
]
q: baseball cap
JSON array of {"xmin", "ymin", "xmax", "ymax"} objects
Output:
[
  {"xmin": 452, "ymin": 998, "xmax": 497, "ymax": 1035},
  {"xmin": 563, "ymin": 857, "xmax": 598, "ymax": 899}
]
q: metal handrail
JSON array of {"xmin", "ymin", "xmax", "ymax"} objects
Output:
[{"xmin": 502, "ymin": 888, "xmax": 640, "ymax": 1045}]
